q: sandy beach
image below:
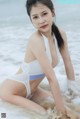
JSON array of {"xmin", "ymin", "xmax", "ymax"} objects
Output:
[
  {"xmin": 0, "ymin": 1, "xmax": 80, "ymax": 119},
  {"xmin": 0, "ymin": 77, "xmax": 80, "ymax": 119}
]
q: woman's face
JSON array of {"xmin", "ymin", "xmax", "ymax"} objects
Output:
[{"xmin": 30, "ymin": 3, "xmax": 54, "ymax": 33}]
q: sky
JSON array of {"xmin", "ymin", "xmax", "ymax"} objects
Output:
[{"xmin": 57, "ymin": 0, "xmax": 80, "ymax": 4}]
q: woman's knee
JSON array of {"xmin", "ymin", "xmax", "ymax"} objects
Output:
[{"xmin": 0, "ymin": 87, "xmax": 12, "ymax": 102}]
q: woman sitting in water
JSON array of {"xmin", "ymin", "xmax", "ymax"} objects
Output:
[{"xmin": 0, "ymin": 0, "xmax": 76, "ymax": 117}]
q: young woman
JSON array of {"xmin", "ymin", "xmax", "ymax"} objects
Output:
[{"xmin": 0, "ymin": 0, "xmax": 75, "ymax": 116}]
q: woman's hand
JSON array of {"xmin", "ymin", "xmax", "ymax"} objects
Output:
[
  {"xmin": 56, "ymin": 105, "xmax": 67, "ymax": 115},
  {"xmin": 55, "ymin": 106, "xmax": 78, "ymax": 119},
  {"xmin": 54, "ymin": 106, "xmax": 70, "ymax": 118}
]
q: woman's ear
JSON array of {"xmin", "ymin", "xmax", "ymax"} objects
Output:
[{"xmin": 52, "ymin": 9, "xmax": 55, "ymax": 17}]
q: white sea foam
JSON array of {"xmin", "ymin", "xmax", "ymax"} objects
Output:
[{"xmin": 0, "ymin": 1, "xmax": 80, "ymax": 118}]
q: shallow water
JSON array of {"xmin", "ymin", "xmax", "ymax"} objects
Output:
[{"xmin": 0, "ymin": 1, "xmax": 80, "ymax": 119}]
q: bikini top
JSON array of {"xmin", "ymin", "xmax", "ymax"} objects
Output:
[
  {"xmin": 8, "ymin": 33, "xmax": 60, "ymax": 84},
  {"xmin": 21, "ymin": 33, "xmax": 60, "ymax": 75}
]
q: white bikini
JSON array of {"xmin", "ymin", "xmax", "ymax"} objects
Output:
[{"xmin": 8, "ymin": 33, "xmax": 59, "ymax": 98}]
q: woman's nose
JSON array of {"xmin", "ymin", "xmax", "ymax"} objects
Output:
[{"xmin": 38, "ymin": 17, "xmax": 45, "ymax": 24}]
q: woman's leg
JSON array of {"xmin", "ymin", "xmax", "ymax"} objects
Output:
[
  {"xmin": 0, "ymin": 93, "xmax": 47, "ymax": 115},
  {"xmin": 31, "ymin": 86, "xmax": 55, "ymax": 109},
  {"xmin": 31, "ymin": 86, "xmax": 53, "ymax": 101},
  {"xmin": 0, "ymin": 80, "xmax": 47, "ymax": 115}
]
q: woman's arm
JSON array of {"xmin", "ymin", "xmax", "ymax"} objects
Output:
[
  {"xmin": 59, "ymin": 29, "xmax": 75, "ymax": 80},
  {"xmin": 30, "ymin": 36, "xmax": 66, "ymax": 113}
]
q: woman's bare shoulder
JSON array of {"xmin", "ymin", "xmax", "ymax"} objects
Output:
[
  {"xmin": 29, "ymin": 31, "xmax": 42, "ymax": 41},
  {"xmin": 28, "ymin": 31, "xmax": 44, "ymax": 50}
]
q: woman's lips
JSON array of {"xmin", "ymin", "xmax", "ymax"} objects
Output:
[{"xmin": 40, "ymin": 24, "xmax": 48, "ymax": 29}]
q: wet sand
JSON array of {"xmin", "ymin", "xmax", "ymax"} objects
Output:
[{"xmin": 0, "ymin": 81, "xmax": 80, "ymax": 119}]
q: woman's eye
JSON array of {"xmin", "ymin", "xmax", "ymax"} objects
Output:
[
  {"xmin": 32, "ymin": 13, "xmax": 48, "ymax": 19},
  {"xmin": 43, "ymin": 13, "xmax": 48, "ymax": 16},
  {"xmin": 33, "ymin": 16, "xmax": 38, "ymax": 19}
]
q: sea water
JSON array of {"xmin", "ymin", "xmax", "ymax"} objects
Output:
[{"xmin": 0, "ymin": 0, "xmax": 80, "ymax": 118}]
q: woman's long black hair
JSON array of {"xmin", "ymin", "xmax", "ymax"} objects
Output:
[{"xmin": 26, "ymin": 0, "xmax": 64, "ymax": 49}]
